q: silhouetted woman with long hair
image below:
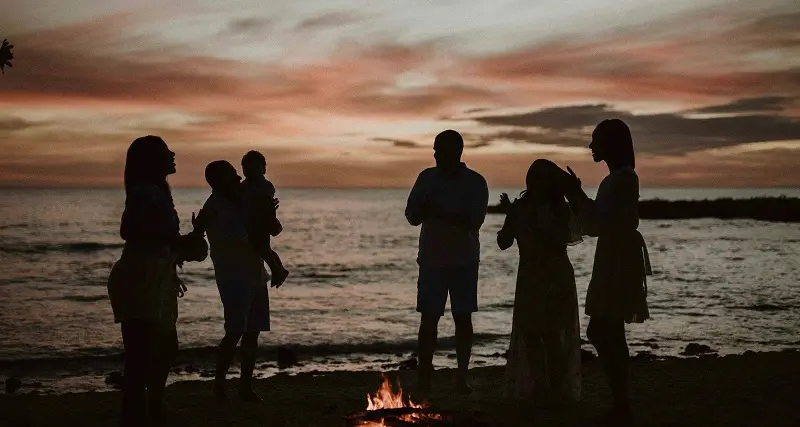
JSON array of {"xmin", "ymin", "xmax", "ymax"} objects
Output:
[
  {"xmin": 564, "ymin": 119, "xmax": 651, "ymax": 426},
  {"xmin": 497, "ymin": 159, "xmax": 582, "ymax": 406},
  {"xmin": 107, "ymin": 136, "xmax": 206, "ymax": 426}
]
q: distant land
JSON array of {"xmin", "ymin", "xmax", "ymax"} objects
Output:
[{"xmin": 487, "ymin": 197, "xmax": 800, "ymax": 223}]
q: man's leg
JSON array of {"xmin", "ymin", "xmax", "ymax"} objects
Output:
[
  {"xmin": 238, "ymin": 331, "xmax": 262, "ymax": 401},
  {"xmin": 417, "ymin": 314, "xmax": 440, "ymax": 391},
  {"xmin": 453, "ymin": 312, "xmax": 473, "ymax": 393},
  {"xmin": 450, "ymin": 263, "xmax": 479, "ymax": 394},
  {"xmin": 415, "ymin": 265, "xmax": 447, "ymax": 392},
  {"xmin": 214, "ymin": 332, "xmax": 243, "ymax": 400}
]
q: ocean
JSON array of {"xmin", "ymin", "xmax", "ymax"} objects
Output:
[{"xmin": 1, "ymin": 188, "xmax": 799, "ymax": 394}]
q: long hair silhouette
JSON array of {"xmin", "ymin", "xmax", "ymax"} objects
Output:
[
  {"xmin": 595, "ymin": 119, "xmax": 635, "ymax": 169},
  {"xmin": 124, "ymin": 135, "xmax": 171, "ymax": 197}
]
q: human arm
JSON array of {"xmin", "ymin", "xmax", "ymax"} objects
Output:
[
  {"xmin": 268, "ymin": 197, "xmax": 283, "ymax": 236},
  {"xmin": 496, "ymin": 194, "xmax": 516, "ymax": 250},
  {"xmin": 564, "ymin": 167, "xmax": 639, "ymax": 237},
  {"xmin": 176, "ymin": 212, "xmax": 209, "ymax": 265},
  {"xmin": 405, "ymin": 172, "xmax": 428, "ymax": 226}
]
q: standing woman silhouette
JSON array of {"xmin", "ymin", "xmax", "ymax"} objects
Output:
[
  {"xmin": 107, "ymin": 136, "xmax": 206, "ymax": 426},
  {"xmin": 564, "ymin": 119, "xmax": 651, "ymax": 426}
]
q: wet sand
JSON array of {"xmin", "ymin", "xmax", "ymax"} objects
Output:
[{"xmin": 1, "ymin": 350, "xmax": 798, "ymax": 426}]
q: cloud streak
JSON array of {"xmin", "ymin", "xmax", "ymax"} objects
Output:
[{"xmin": 471, "ymin": 103, "xmax": 800, "ymax": 154}]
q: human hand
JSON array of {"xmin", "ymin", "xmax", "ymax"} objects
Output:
[
  {"xmin": 564, "ymin": 167, "xmax": 582, "ymax": 191},
  {"xmin": 191, "ymin": 211, "xmax": 207, "ymax": 235},
  {"xmin": 499, "ymin": 193, "xmax": 513, "ymax": 215},
  {"xmin": 272, "ymin": 197, "xmax": 280, "ymax": 212}
]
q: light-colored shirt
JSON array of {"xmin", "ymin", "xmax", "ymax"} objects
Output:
[
  {"xmin": 405, "ymin": 164, "xmax": 489, "ymax": 267},
  {"xmin": 201, "ymin": 192, "xmax": 268, "ymax": 295}
]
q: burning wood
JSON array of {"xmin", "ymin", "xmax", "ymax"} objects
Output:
[
  {"xmin": 345, "ymin": 374, "xmax": 487, "ymax": 427},
  {"xmin": 366, "ymin": 374, "xmax": 424, "ymax": 411}
]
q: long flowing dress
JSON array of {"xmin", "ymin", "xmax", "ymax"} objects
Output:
[{"xmin": 503, "ymin": 199, "xmax": 582, "ymax": 401}]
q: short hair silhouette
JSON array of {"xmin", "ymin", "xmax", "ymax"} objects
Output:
[
  {"xmin": 434, "ymin": 129, "xmax": 464, "ymax": 154},
  {"xmin": 205, "ymin": 160, "xmax": 235, "ymax": 189},
  {"xmin": 124, "ymin": 135, "xmax": 169, "ymax": 193},
  {"xmin": 594, "ymin": 119, "xmax": 635, "ymax": 169},
  {"xmin": 242, "ymin": 150, "xmax": 266, "ymax": 170}
]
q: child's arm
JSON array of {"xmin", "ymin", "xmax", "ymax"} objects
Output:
[{"xmin": 258, "ymin": 195, "xmax": 282, "ymax": 236}]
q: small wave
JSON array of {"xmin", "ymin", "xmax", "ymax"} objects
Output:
[
  {"xmin": 671, "ymin": 277, "xmax": 710, "ymax": 284},
  {"xmin": 61, "ymin": 295, "xmax": 108, "ymax": 303},
  {"xmin": 298, "ymin": 272, "xmax": 349, "ymax": 280},
  {"xmin": 728, "ymin": 304, "xmax": 793, "ymax": 312},
  {"xmin": 482, "ymin": 301, "xmax": 515, "ymax": 310},
  {"xmin": 0, "ymin": 242, "xmax": 125, "ymax": 255},
  {"xmin": 0, "ymin": 333, "xmax": 509, "ymax": 370},
  {"xmin": 0, "ymin": 223, "xmax": 31, "ymax": 230}
]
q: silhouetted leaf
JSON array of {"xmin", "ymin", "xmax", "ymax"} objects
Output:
[{"xmin": 1, "ymin": 39, "xmax": 14, "ymax": 74}]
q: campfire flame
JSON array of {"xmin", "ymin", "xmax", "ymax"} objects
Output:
[
  {"xmin": 358, "ymin": 375, "xmax": 441, "ymax": 426},
  {"xmin": 366, "ymin": 374, "xmax": 425, "ymax": 411}
]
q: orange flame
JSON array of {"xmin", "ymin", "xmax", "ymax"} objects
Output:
[
  {"xmin": 366, "ymin": 374, "xmax": 425, "ymax": 411},
  {"xmin": 360, "ymin": 374, "xmax": 440, "ymax": 426}
]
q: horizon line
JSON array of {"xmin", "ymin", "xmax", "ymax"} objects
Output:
[{"xmin": 1, "ymin": 185, "xmax": 799, "ymax": 191}]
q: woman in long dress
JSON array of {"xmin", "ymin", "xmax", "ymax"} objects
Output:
[
  {"xmin": 564, "ymin": 119, "xmax": 651, "ymax": 426},
  {"xmin": 498, "ymin": 159, "xmax": 583, "ymax": 404}
]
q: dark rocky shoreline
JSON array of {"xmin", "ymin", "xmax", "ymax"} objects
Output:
[{"xmin": 488, "ymin": 197, "xmax": 800, "ymax": 222}]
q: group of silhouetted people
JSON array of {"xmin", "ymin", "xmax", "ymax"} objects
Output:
[{"xmin": 108, "ymin": 118, "xmax": 650, "ymax": 427}]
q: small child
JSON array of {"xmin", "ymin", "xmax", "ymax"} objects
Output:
[{"xmin": 241, "ymin": 150, "xmax": 289, "ymax": 288}]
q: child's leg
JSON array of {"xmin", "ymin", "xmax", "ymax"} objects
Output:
[
  {"xmin": 271, "ymin": 248, "xmax": 285, "ymax": 271},
  {"xmin": 257, "ymin": 243, "xmax": 279, "ymax": 274},
  {"xmin": 267, "ymin": 247, "xmax": 289, "ymax": 287}
]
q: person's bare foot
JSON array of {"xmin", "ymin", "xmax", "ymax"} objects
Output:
[{"xmin": 271, "ymin": 268, "xmax": 289, "ymax": 288}]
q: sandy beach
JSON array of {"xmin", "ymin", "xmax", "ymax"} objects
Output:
[{"xmin": 2, "ymin": 350, "xmax": 798, "ymax": 427}]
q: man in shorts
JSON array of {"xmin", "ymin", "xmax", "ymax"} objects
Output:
[{"xmin": 405, "ymin": 129, "xmax": 489, "ymax": 394}]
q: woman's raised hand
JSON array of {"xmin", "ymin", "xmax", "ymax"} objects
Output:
[
  {"xmin": 499, "ymin": 193, "xmax": 514, "ymax": 215},
  {"xmin": 563, "ymin": 166, "xmax": 582, "ymax": 192}
]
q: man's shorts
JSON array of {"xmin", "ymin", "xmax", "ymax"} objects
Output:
[
  {"xmin": 218, "ymin": 280, "xmax": 271, "ymax": 334},
  {"xmin": 416, "ymin": 263, "xmax": 479, "ymax": 317}
]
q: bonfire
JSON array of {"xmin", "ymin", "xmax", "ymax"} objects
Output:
[{"xmin": 345, "ymin": 374, "xmax": 485, "ymax": 427}]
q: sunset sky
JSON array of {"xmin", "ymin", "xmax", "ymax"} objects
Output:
[{"xmin": 1, "ymin": 0, "xmax": 798, "ymax": 188}]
